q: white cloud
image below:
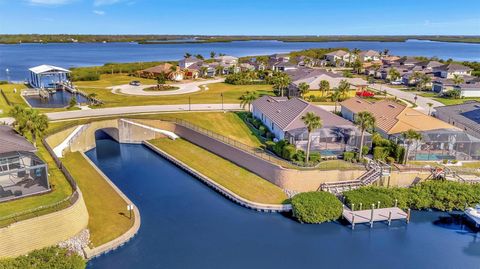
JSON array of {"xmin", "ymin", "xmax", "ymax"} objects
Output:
[
  {"xmin": 93, "ymin": 10, "xmax": 105, "ymax": 15},
  {"xmin": 93, "ymin": 0, "xmax": 123, "ymax": 6},
  {"xmin": 27, "ymin": 0, "xmax": 74, "ymax": 5}
]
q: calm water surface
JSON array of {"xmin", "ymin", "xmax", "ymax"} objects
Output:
[
  {"xmin": 25, "ymin": 90, "xmax": 89, "ymax": 108},
  {"xmin": 85, "ymin": 138, "xmax": 480, "ymax": 269},
  {"xmin": 1, "ymin": 40, "xmax": 480, "ymax": 81}
]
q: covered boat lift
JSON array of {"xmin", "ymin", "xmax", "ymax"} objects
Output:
[{"xmin": 28, "ymin": 64, "xmax": 71, "ymax": 89}]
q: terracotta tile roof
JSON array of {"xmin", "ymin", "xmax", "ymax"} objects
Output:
[
  {"xmin": 0, "ymin": 126, "xmax": 36, "ymax": 154},
  {"xmin": 340, "ymin": 97, "xmax": 458, "ymax": 134},
  {"xmin": 140, "ymin": 63, "xmax": 174, "ymax": 74}
]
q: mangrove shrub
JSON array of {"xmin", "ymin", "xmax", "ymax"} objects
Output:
[
  {"xmin": 0, "ymin": 246, "xmax": 85, "ymax": 269},
  {"xmin": 291, "ymin": 192, "xmax": 343, "ymax": 223}
]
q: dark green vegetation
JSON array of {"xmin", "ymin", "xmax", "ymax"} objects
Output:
[
  {"xmin": 2, "ymin": 34, "xmax": 480, "ymax": 44},
  {"xmin": 344, "ymin": 180, "xmax": 480, "ymax": 211},
  {"xmin": 291, "ymin": 192, "xmax": 343, "ymax": 223},
  {"xmin": 372, "ymin": 133, "xmax": 405, "ymax": 164},
  {"xmin": 0, "ymin": 246, "xmax": 85, "ymax": 269}
]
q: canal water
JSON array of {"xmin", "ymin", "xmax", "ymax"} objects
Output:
[
  {"xmin": 85, "ymin": 138, "xmax": 480, "ymax": 269},
  {"xmin": 24, "ymin": 90, "xmax": 89, "ymax": 108},
  {"xmin": 1, "ymin": 39, "xmax": 480, "ymax": 81}
]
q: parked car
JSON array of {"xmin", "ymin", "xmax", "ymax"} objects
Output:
[{"xmin": 129, "ymin": 80, "xmax": 141, "ymax": 86}]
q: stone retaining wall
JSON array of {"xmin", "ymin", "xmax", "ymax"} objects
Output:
[{"xmin": 0, "ymin": 191, "xmax": 89, "ymax": 258}]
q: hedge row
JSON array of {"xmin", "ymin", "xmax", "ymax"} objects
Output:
[
  {"xmin": 344, "ymin": 180, "xmax": 480, "ymax": 211},
  {"xmin": 0, "ymin": 246, "xmax": 85, "ymax": 269},
  {"xmin": 291, "ymin": 192, "xmax": 343, "ymax": 223}
]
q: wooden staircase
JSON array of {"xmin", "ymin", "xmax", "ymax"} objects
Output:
[{"xmin": 320, "ymin": 160, "xmax": 389, "ymax": 195}]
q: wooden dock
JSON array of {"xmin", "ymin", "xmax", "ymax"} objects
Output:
[{"xmin": 343, "ymin": 206, "xmax": 410, "ymax": 229}]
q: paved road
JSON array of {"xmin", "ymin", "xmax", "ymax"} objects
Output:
[
  {"xmin": 47, "ymin": 104, "xmax": 243, "ymax": 121},
  {"xmin": 109, "ymin": 78, "xmax": 225, "ymax": 96},
  {"xmin": 369, "ymin": 83, "xmax": 444, "ymax": 114},
  {"xmin": 47, "ymin": 103, "xmax": 336, "ymax": 121}
]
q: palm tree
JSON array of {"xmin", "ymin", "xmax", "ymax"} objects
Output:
[
  {"xmin": 449, "ymin": 89, "xmax": 462, "ymax": 99},
  {"xmin": 354, "ymin": 112, "xmax": 376, "ymax": 159},
  {"xmin": 427, "ymin": 102, "xmax": 433, "ymax": 115},
  {"xmin": 301, "ymin": 112, "xmax": 323, "ymax": 163},
  {"xmin": 337, "ymin": 80, "xmax": 351, "ymax": 99},
  {"xmin": 452, "ymin": 74, "xmax": 464, "ymax": 86},
  {"xmin": 330, "ymin": 90, "xmax": 341, "ymax": 113},
  {"xmin": 273, "ymin": 73, "xmax": 291, "ymax": 97},
  {"xmin": 388, "ymin": 68, "xmax": 400, "ymax": 82},
  {"xmin": 210, "ymin": 51, "xmax": 216, "ymax": 59},
  {"xmin": 319, "ymin": 80, "xmax": 330, "ymax": 97},
  {"xmin": 199, "ymin": 66, "xmax": 208, "ymax": 78},
  {"xmin": 184, "ymin": 53, "xmax": 191, "ymax": 58},
  {"xmin": 195, "ymin": 54, "xmax": 204, "ymax": 60},
  {"xmin": 419, "ymin": 75, "xmax": 431, "ymax": 91},
  {"xmin": 88, "ymin": 93, "xmax": 98, "ymax": 104},
  {"xmin": 411, "ymin": 72, "xmax": 423, "ymax": 87},
  {"xmin": 298, "ymin": 82, "xmax": 310, "ymax": 99},
  {"xmin": 239, "ymin": 91, "xmax": 258, "ymax": 112},
  {"xmin": 9, "ymin": 107, "xmax": 48, "ymax": 147},
  {"xmin": 401, "ymin": 129, "xmax": 422, "ymax": 164},
  {"xmin": 383, "ymin": 49, "xmax": 390, "ymax": 56}
]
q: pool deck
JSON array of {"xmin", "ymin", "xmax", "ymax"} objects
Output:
[{"xmin": 343, "ymin": 206, "xmax": 410, "ymax": 229}]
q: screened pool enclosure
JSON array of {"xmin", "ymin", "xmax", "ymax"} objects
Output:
[
  {"xmin": 394, "ymin": 129, "xmax": 480, "ymax": 161},
  {"xmin": 0, "ymin": 151, "xmax": 50, "ymax": 202},
  {"xmin": 285, "ymin": 126, "xmax": 372, "ymax": 156}
]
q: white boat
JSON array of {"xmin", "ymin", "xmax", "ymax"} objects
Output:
[{"xmin": 465, "ymin": 204, "xmax": 480, "ymax": 227}]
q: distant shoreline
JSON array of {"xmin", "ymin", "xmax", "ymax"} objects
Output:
[{"xmin": 1, "ymin": 35, "xmax": 479, "ymax": 44}]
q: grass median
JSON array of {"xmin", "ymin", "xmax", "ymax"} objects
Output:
[
  {"xmin": 149, "ymin": 138, "xmax": 288, "ymax": 204},
  {"xmin": 62, "ymin": 152, "xmax": 133, "ymax": 247}
]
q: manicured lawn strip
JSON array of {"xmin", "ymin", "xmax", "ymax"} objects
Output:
[
  {"xmin": 74, "ymin": 74, "xmax": 157, "ymax": 89},
  {"xmin": 0, "ymin": 84, "xmax": 28, "ymax": 117},
  {"xmin": 49, "ymin": 112, "xmax": 263, "ymax": 147},
  {"xmin": 62, "ymin": 152, "xmax": 133, "ymax": 247},
  {"xmin": 77, "ymin": 76, "xmax": 273, "ymax": 108},
  {"xmin": 149, "ymin": 138, "xmax": 288, "ymax": 204},
  {"xmin": 418, "ymin": 92, "xmax": 480, "ymax": 106},
  {"xmin": 316, "ymin": 160, "xmax": 364, "ymax": 171},
  {"xmin": 0, "ymin": 140, "xmax": 73, "ymax": 225}
]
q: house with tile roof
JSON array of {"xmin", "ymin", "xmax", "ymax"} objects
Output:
[
  {"xmin": 358, "ymin": 50, "xmax": 380, "ymax": 62},
  {"xmin": 288, "ymin": 70, "xmax": 368, "ymax": 96},
  {"xmin": 433, "ymin": 63, "xmax": 472, "ymax": 79},
  {"xmin": 435, "ymin": 101, "xmax": 480, "ymax": 140},
  {"xmin": 0, "ymin": 126, "xmax": 50, "ymax": 202},
  {"xmin": 340, "ymin": 97, "xmax": 480, "ymax": 160},
  {"xmin": 252, "ymin": 96, "xmax": 369, "ymax": 155},
  {"xmin": 324, "ymin": 50, "xmax": 355, "ymax": 66}
]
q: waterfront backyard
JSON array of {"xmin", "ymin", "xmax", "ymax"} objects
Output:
[{"xmin": 86, "ymin": 139, "xmax": 480, "ymax": 269}]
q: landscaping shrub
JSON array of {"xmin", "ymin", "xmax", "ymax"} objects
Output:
[
  {"xmin": 0, "ymin": 246, "xmax": 86, "ymax": 269},
  {"xmin": 291, "ymin": 192, "xmax": 343, "ymax": 223},
  {"xmin": 265, "ymin": 141, "xmax": 275, "ymax": 151},
  {"xmin": 361, "ymin": 146, "xmax": 370, "ymax": 156},
  {"xmin": 343, "ymin": 151, "xmax": 355, "ymax": 162},
  {"xmin": 344, "ymin": 181, "xmax": 480, "ymax": 212},
  {"xmin": 309, "ymin": 152, "xmax": 321, "ymax": 163},
  {"xmin": 373, "ymin": 146, "xmax": 388, "ymax": 161},
  {"xmin": 0, "ymin": 80, "xmax": 8, "ymax": 85},
  {"xmin": 386, "ymin": 156, "xmax": 395, "ymax": 164},
  {"xmin": 282, "ymin": 144, "xmax": 297, "ymax": 160}
]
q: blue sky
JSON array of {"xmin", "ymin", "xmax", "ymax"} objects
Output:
[{"xmin": 1, "ymin": 0, "xmax": 479, "ymax": 35}]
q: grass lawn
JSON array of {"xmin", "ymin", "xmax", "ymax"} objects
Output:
[
  {"xmin": 0, "ymin": 140, "xmax": 73, "ymax": 227},
  {"xmin": 74, "ymin": 74, "xmax": 157, "ymax": 89},
  {"xmin": 76, "ymin": 75, "xmax": 273, "ymax": 108},
  {"xmin": 316, "ymin": 160, "xmax": 364, "ymax": 171},
  {"xmin": 419, "ymin": 92, "xmax": 480, "ymax": 106},
  {"xmin": 0, "ymin": 84, "xmax": 28, "ymax": 117},
  {"xmin": 149, "ymin": 138, "xmax": 287, "ymax": 204},
  {"xmin": 62, "ymin": 152, "xmax": 133, "ymax": 247}
]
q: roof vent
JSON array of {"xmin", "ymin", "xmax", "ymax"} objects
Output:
[{"xmin": 388, "ymin": 104, "xmax": 396, "ymax": 108}]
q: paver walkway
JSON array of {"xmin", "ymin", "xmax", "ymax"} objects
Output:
[{"xmin": 110, "ymin": 78, "xmax": 225, "ymax": 96}]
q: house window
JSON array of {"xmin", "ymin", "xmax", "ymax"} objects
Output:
[{"xmin": 271, "ymin": 123, "xmax": 274, "ymax": 130}]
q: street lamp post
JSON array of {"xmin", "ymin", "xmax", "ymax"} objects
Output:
[
  {"xmin": 414, "ymin": 94, "xmax": 418, "ymax": 104},
  {"xmin": 221, "ymin": 93, "xmax": 224, "ymax": 111}
]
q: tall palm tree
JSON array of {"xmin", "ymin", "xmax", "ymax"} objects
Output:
[
  {"xmin": 354, "ymin": 112, "xmax": 376, "ymax": 159},
  {"xmin": 383, "ymin": 49, "xmax": 390, "ymax": 56},
  {"xmin": 184, "ymin": 53, "xmax": 191, "ymax": 58},
  {"xmin": 330, "ymin": 90, "xmax": 341, "ymax": 114},
  {"xmin": 298, "ymin": 82, "xmax": 310, "ymax": 99},
  {"xmin": 419, "ymin": 75, "xmax": 432, "ymax": 91},
  {"xmin": 301, "ymin": 112, "xmax": 323, "ymax": 163},
  {"xmin": 319, "ymin": 80, "xmax": 330, "ymax": 97},
  {"xmin": 239, "ymin": 91, "xmax": 258, "ymax": 112},
  {"xmin": 195, "ymin": 54, "xmax": 204, "ymax": 60},
  {"xmin": 337, "ymin": 80, "xmax": 351, "ymax": 99},
  {"xmin": 452, "ymin": 74, "xmax": 464, "ymax": 86},
  {"xmin": 273, "ymin": 73, "xmax": 291, "ymax": 97},
  {"xmin": 427, "ymin": 102, "xmax": 433, "ymax": 115},
  {"xmin": 401, "ymin": 129, "xmax": 422, "ymax": 164},
  {"xmin": 210, "ymin": 51, "xmax": 216, "ymax": 59}
]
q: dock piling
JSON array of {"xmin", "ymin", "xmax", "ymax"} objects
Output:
[
  {"xmin": 370, "ymin": 204, "xmax": 375, "ymax": 228},
  {"xmin": 359, "ymin": 203, "xmax": 362, "ymax": 211},
  {"xmin": 395, "ymin": 199, "xmax": 398, "ymax": 208},
  {"xmin": 388, "ymin": 211, "xmax": 392, "ymax": 226},
  {"xmin": 407, "ymin": 208, "xmax": 411, "ymax": 224}
]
